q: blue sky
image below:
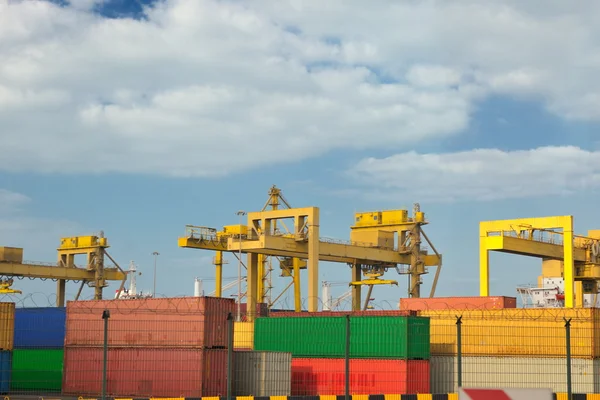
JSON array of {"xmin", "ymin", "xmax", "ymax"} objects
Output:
[{"xmin": 0, "ymin": 0, "xmax": 599, "ymax": 309}]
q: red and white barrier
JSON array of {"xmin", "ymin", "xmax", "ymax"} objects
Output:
[{"xmin": 459, "ymin": 387, "xmax": 553, "ymax": 400}]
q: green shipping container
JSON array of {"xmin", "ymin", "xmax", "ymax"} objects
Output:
[
  {"xmin": 253, "ymin": 315, "xmax": 430, "ymax": 359},
  {"xmin": 11, "ymin": 349, "xmax": 63, "ymax": 392}
]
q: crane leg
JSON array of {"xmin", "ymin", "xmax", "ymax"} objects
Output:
[{"xmin": 56, "ymin": 280, "xmax": 66, "ymax": 307}]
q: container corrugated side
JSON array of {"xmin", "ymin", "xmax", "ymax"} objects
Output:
[
  {"xmin": 234, "ymin": 322, "xmax": 254, "ymax": 350},
  {"xmin": 14, "ymin": 307, "xmax": 66, "ymax": 349},
  {"xmin": 0, "ymin": 351, "xmax": 10, "ymax": 394},
  {"xmin": 0, "ymin": 303, "xmax": 14, "ymax": 351},
  {"xmin": 233, "ymin": 351, "xmax": 291, "ymax": 396},
  {"xmin": 65, "ymin": 296, "xmax": 235, "ymax": 348},
  {"xmin": 400, "ymin": 296, "xmax": 517, "ymax": 311},
  {"xmin": 63, "ymin": 347, "xmax": 227, "ymax": 397},
  {"xmin": 291, "ymin": 358, "xmax": 429, "ymax": 395},
  {"xmin": 419, "ymin": 308, "xmax": 600, "ymax": 358},
  {"xmin": 254, "ymin": 316, "xmax": 429, "ymax": 359},
  {"xmin": 351, "ymin": 316, "xmax": 430, "ymax": 359},
  {"xmin": 269, "ymin": 310, "xmax": 417, "ymax": 317},
  {"xmin": 430, "ymin": 355, "xmax": 600, "ymax": 394},
  {"xmin": 254, "ymin": 317, "xmax": 345, "ymax": 357},
  {"xmin": 11, "ymin": 349, "xmax": 63, "ymax": 392}
]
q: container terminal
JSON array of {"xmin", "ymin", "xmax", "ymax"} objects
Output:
[{"xmin": 0, "ymin": 185, "xmax": 598, "ymax": 399}]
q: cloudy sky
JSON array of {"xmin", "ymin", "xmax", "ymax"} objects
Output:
[{"xmin": 1, "ymin": 0, "xmax": 599, "ymax": 308}]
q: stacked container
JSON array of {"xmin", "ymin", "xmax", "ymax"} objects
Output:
[
  {"xmin": 11, "ymin": 307, "xmax": 66, "ymax": 392},
  {"xmin": 253, "ymin": 312, "xmax": 431, "ymax": 395},
  {"xmin": 0, "ymin": 303, "xmax": 14, "ymax": 395},
  {"xmin": 62, "ymin": 296, "xmax": 235, "ymax": 398},
  {"xmin": 417, "ymin": 307, "xmax": 600, "ymax": 393}
]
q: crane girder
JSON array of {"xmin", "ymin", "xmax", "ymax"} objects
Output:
[
  {"xmin": 225, "ymin": 235, "xmax": 441, "ymax": 266},
  {"xmin": 0, "ymin": 262, "xmax": 125, "ymax": 281},
  {"xmin": 484, "ymin": 235, "xmax": 587, "ymax": 261}
]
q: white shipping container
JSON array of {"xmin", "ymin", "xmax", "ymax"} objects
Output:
[
  {"xmin": 233, "ymin": 351, "xmax": 292, "ymax": 396},
  {"xmin": 431, "ymin": 356, "xmax": 600, "ymax": 394}
]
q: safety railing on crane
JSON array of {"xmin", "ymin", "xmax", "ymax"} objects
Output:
[{"xmin": 489, "ymin": 228, "xmax": 596, "ymax": 250}]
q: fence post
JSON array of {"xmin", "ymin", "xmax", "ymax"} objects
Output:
[
  {"xmin": 565, "ymin": 318, "xmax": 572, "ymax": 400},
  {"xmin": 456, "ymin": 315, "xmax": 463, "ymax": 389},
  {"xmin": 101, "ymin": 309, "xmax": 110, "ymax": 400},
  {"xmin": 345, "ymin": 314, "xmax": 350, "ymax": 400},
  {"xmin": 227, "ymin": 312, "xmax": 234, "ymax": 400}
]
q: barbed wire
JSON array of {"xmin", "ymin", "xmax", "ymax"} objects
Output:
[{"xmin": 0, "ymin": 292, "xmax": 595, "ymax": 322}]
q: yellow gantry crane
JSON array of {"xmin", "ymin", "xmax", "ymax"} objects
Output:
[
  {"xmin": 179, "ymin": 186, "xmax": 307, "ymax": 311},
  {"xmin": 178, "ymin": 185, "xmax": 443, "ymax": 319},
  {"xmin": 480, "ymin": 215, "xmax": 600, "ymax": 308},
  {"xmin": 0, "ymin": 234, "xmax": 127, "ymax": 306}
]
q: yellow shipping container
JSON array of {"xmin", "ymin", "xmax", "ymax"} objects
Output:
[
  {"xmin": 419, "ymin": 308, "xmax": 600, "ymax": 358},
  {"xmin": 0, "ymin": 302, "xmax": 14, "ymax": 350},
  {"xmin": 234, "ymin": 321, "xmax": 254, "ymax": 350}
]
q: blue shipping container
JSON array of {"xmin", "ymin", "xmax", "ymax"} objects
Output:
[
  {"xmin": 14, "ymin": 307, "xmax": 66, "ymax": 349},
  {"xmin": 0, "ymin": 351, "xmax": 11, "ymax": 394}
]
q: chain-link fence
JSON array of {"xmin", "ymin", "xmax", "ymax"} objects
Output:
[{"xmin": 0, "ymin": 298, "xmax": 597, "ymax": 398}]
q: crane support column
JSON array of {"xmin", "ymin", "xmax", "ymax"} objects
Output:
[
  {"xmin": 564, "ymin": 218, "xmax": 574, "ymax": 308},
  {"xmin": 479, "ymin": 240, "xmax": 490, "ymax": 297},
  {"xmin": 293, "ymin": 258, "xmax": 301, "ymax": 312},
  {"xmin": 215, "ymin": 251, "xmax": 223, "ymax": 297},
  {"xmin": 351, "ymin": 263, "xmax": 361, "ymax": 311},
  {"xmin": 307, "ymin": 207, "xmax": 320, "ymax": 312},
  {"xmin": 246, "ymin": 253, "xmax": 259, "ymax": 321},
  {"xmin": 258, "ymin": 254, "xmax": 265, "ymax": 304},
  {"xmin": 56, "ymin": 280, "xmax": 66, "ymax": 307}
]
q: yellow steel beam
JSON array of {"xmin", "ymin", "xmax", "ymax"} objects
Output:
[
  {"xmin": 0, "ymin": 262, "xmax": 125, "ymax": 281},
  {"xmin": 484, "ymin": 236, "xmax": 587, "ymax": 261},
  {"xmin": 226, "ymin": 235, "xmax": 441, "ymax": 265},
  {"xmin": 481, "ymin": 216, "xmax": 573, "ymax": 232},
  {"xmin": 350, "ymin": 279, "xmax": 398, "ymax": 286},
  {"xmin": 178, "ymin": 237, "xmax": 227, "ymax": 251},
  {"xmin": 246, "ymin": 207, "xmax": 317, "ymax": 222}
]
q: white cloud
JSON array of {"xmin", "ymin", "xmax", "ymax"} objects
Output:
[
  {"xmin": 0, "ymin": 0, "xmax": 599, "ymax": 177},
  {"xmin": 0, "ymin": 189, "xmax": 31, "ymax": 213},
  {"xmin": 0, "ymin": 188, "xmax": 82, "ymax": 256},
  {"xmin": 348, "ymin": 146, "xmax": 600, "ymax": 202}
]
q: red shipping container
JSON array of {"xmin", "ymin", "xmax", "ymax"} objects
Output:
[
  {"xmin": 269, "ymin": 310, "xmax": 417, "ymax": 317},
  {"xmin": 63, "ymin": 347, "xmax": 227, "ymax": 397},
  {"xmin": 240, "ymin": 302, "xmax": 269, "ymax": 321},
  {"xmin": 291, "ymin": 358, "xmax": 429, "ymax": 395},
  {"xmin": 399, "ymin": 296, "xmax": 517, "ymax": 311},
  {"xmin": 65, "ymin": 296, "xmax": 235, "ymax": 348}
]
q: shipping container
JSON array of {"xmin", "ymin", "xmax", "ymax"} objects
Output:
[
  {"xmin": 234, "ymin": 322, "xmax": 253, "ymax": 350},
  {"xmin": 254, "ymin": 315, "xmax": 430, "ymax": 359},
  {"xmin": 10, "ymin": 349, "xmax": 63, "ymax": 392},
  {"xmin": 419, "ymin": 308, "xmax": 600, "ymax": 358},
  {"xmin": 0, "ymin": 303, "xmax": 14, "ymax": 351},
  {"xmin": 65, "ymin": 296, "xmax": 235, "ymax": 348},
  {"xmin": 269, "ymin": 310, "xmax": 418, "ymax": 317},
  {"xmin": 240, "ymin": 302, "xmax": 268, "ymax": 320},
  {"xmin": 14, "ymin": 307, "xmax": 66, "ymax": 349},
  {"xmin": 400, "ymin": 296, "xmax": 517, "ymax": 311},
  {"xmin": 62, "ymin": 347, "xmax": 227, "ymax": 397},
  {"xmin": 0, "ymin": 351, "xmax": 10, "ymax": 394},
  {"xmin": 430, "ymin": 355, "xmax": 600, "ymax": 394},
  {"xmin": 233, "ymin": 351, "xmax": 291, "ymax": 396},
  {"xmin": 291, "ymin": 358, "xmax": 429, "ymax": 395}
]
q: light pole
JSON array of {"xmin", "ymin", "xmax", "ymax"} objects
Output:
[
  {"xmin": 236, "ymin": 210, "xmax": 246, "ymax": 322},
  {"xmin": 152, "ymin": 251, "xmax": 159, "ymax": 297}
]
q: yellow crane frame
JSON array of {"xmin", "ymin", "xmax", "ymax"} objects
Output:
[
  {"xmin": 179, "ymin": 186, "xmax": 443, "ymax": 320},
  {"xmin": 480, "ymin": 215, "xmax": 600, "ymax": 308},
  {"xmin": 0, "ymin": 234, "xmax": 126, "ymax": 306}
]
